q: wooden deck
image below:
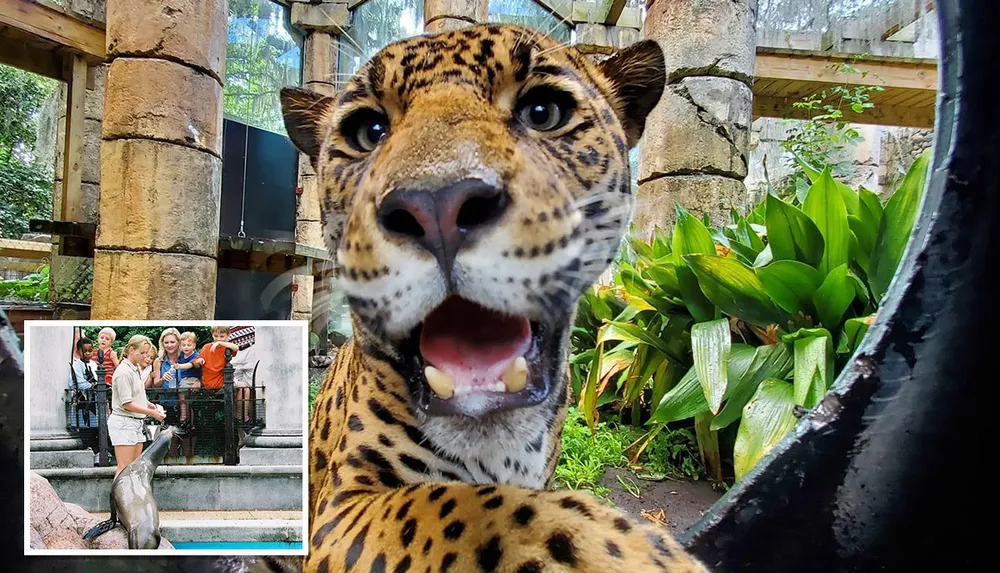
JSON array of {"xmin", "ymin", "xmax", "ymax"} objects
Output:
[{"xmin": 753, "ymin": 47, "xmax": 937, "ymax": 128}]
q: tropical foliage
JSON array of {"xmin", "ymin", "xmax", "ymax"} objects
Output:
[
  {"xmin": 0, "ymin": 64, "xmax": 56, "ymax": 239},
  {"xmin": 571, "ymin": 150, "xmax": 930, "ymax": 483},
  {"xmin": 0, "ymin": 265, "xmax": 49, "ymax": 302},
  {"xmin": 225, "ymin": 0, "xmax": 302, "ymax": 134}
]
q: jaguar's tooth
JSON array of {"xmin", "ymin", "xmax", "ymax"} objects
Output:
[
  {"xmin": 425, "ymin": 366, "xmax": 455, "ymax": 399},
  {"xmin": 502, "ymin": 356, "xmax": 528, "ymax": 392}
]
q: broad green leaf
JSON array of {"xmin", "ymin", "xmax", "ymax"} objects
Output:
[
  {"xmin": 836, "ymin": 316, "xmax": 872, "ymax": 356},
  {"xmin": 672, "ymin": 204, "xmax": 716, "ymax": 265},
  {"xmin": 847, "ymin": 215, "xmax": 875, "ymax": 275},
  {"xmin": 651, "ymin": 232, "xmax": 672, "ymax": 259},
  {"xmin": 870, "ymin": 151, "xmax": 930, "ymax": 301},
  {"xmin": 802, "ymin": 167, "xmax": 851, "ymax": 277},
  {"xmin": 796, "ymin": 153, "xmax": 860, "ymax": 215},
  {"xmin": 645, "ymin": 263, "xmax": 681, "ymax": 296},
  {"xmin": 734, "ymin": 379, "xmax": 799, "ymax": 480},
  {"xmin": 846, "ymin": 269, "xmax": 870, "ymax": 306},
  {"xmin": 711, "ymin": 342, "xmax": 794, "ymax": 430},
  {"xmin": 756, "ymin": 260, "xmax": 823, "ymax": 314},
  {"xmin": 583, "ymin": 341, "xmax": 604, "ymax": 432},
  {"xmin": 622, "ymin": 344, "xmax": 665, "ymax": 404},
  {"xmin": 752, "ymin": 244, "xmax": 773, "ymax": 268},
  {"xmin": 677, "ymin": 266, "xmax": 716, "ymax": 323},
  {"xmin": 650, "ymin": 360, "xmax": 684, "ymax": 410},
  {"xmin": 812, "ymin": 264, "xmax": 855, "ymax": 328},
  {"xmin": 794, "ymin": 152, "xmax": 822, "ymax": 183},
  {"xmin": 598, "ymin": 321, "xmax": 686, "ymax": 364},
  {"xmin": 629, "ymin": 238, "xmax": 654, "ymax": 261},
  {"xmin": 780, "ymin": 327, "xmax": 833, "ymax": 343},
  {"xmin": 858, "ymin": 186, "xmax": 884, "ymax": 227},
  {"xmin": 649, "ymin": 365, "xmax": 710, "ymax": 423},
  {"xmin": 691, "ymin": 319, "xmax": 731, "ymax": 414},
  {"xmin": 684, "ymin": 254, "xmax": 788, "ymax": 327},
  {"xmin": 587, "ymin": 290, "xmax": 614, "ymax": 323},
  {"xmin": 765, "ymin": 194, "xmax": 825, "ymax": 268},
  {"xmin": 792, "ymin": 334, "xmax": 833, "ymax": 408},
  {"xmin": 737, "ymin": 218, "xmax": 766, "ymax": 255},
  {"xmin": 747, "ymin": 199, "xmax": 767, "ymax": 226}
]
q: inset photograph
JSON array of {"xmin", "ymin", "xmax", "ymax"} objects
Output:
[{"xmin": 24, "ymin": 321, "xmax": 308, "ymax": 555}]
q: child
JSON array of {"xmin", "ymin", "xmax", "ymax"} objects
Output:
[
  {"xmin": 95, "ymin": 327, "xmax": 119, "ymax": 385},
  {"xmin": 196, "ymin": 326, "xmax": 243, "ymax": 444},
  {"xmin": 228, "ymin": 326, "xmax": 257, "ymax": 428},
  {"xmin": 175, "ymin": 331, "xmax": 202, "ymax": 430},
  {"xmin": 197, "ymin": 326, "xmax": 240, "ymax": 391}
]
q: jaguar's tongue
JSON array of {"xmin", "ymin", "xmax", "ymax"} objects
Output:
[{"xmin": 418, "ymin": 297, "xmax": 532, "ymax": 399}]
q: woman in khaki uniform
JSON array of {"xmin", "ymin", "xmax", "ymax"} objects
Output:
[{"xmin": 108, "ymin": 335, "xmax": 166, "ymax": 480}]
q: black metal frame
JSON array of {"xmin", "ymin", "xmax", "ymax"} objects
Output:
[{"xmin": 3, "ymin": 0, "xmax": 997, "ymax": 569}]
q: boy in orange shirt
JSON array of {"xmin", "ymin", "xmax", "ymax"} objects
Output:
[{"xmin": 196, "ymin": 326, "xmax": 240, "ymax": 391}]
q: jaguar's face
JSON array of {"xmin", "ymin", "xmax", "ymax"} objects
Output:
[{"xmin": 281, "ymin": 24, "xmax": 665, "ymax": 420}]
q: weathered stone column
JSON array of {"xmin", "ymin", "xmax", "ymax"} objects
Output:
[
  {"xmin": 290, "ymin": 2, "xmax": 348, "ymax": 330},
  {"xmin": 634, "ymin": 0, "xmax": 757, "ymax": 236},
  {"xmin": 28, "ymin": 324, "xmax": 93, "ymax": 469},
  {"xmin": 424, "ymin": 0, "xmax": 489, "ymax": 33},
  {"xmin": 244, "ymin": 324, "xmax": 306, "ymax": 452},
  {"xmin": 91, "ymin": 0, "xmax": 227, "ymax": 319}
]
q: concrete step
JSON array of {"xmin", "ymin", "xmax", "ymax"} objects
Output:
[
  {"xmin": 238, "ymin": 447, "xmax": 303, "ymax": 466},
  {"xmin": 36, "ymin": 464, "xmax": 304, "ymax": 513},
  {"xmin": 88, "ymin": 510, "xmax": 304, "ymax": 546}
]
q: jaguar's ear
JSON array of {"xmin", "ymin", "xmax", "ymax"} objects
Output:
[
  {"xmin": 596, "ymin": 40, "xmax": 667, "ymax": 148},
  {"xmin": 280, "ymin": 87, "xmax": 335, "ymax": 166}
]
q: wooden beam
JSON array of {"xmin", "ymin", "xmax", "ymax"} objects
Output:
[
  {"xmin": 0, "ymin": 259, "xmax": 48, "ymax": 273},
  {"xmin": 753, "ymin": 94, "xmax": 935, "ymax": 129},
  {"xmin": 0, "ymin": 32, "xmax": 65, "ymax": 80},
  {"xmin": 0, "ymin": 0, "xmax": 105, "ymax": 60},
  {"xmin": 60, "ymin": 54, "xmax": 87, "ymax": 222},
  {"xmin": 755, "ymin": 48, "xmax": 938, "ymax": 92},
  {"xmin": 0, "ymin": 239, "xmax": 51, "ymax": 260},
  {"xmin": 604, "ymin": 0, "xmax": 626, "ymax": 25}
]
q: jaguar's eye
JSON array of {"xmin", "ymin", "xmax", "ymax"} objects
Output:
[
  {"xmin": 516, "ymin": 88, "xmax": 575, "ymax": 132},
  {"xmin": 342, "ymin": 109, "xmax": 390, "ymax": 152}
]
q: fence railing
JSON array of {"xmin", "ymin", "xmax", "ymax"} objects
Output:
[{"xmin": 64, "ymin": 349, "xmax": 266, "ymax": 466}]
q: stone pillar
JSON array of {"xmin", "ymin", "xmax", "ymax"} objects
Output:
[
  {"xmin": 244, "ymin": 324, "xmax": 306, "ymax": 450},
  {"xmin": 28, "ymin": 324, "xmax": 93, "ymax": 469},
  {"xmin": 424, "ymin": 0, "xmax": 489, "ymax": 33},
  {"xmin": 290, "ymin": 2, "xmax": 348, "ymax": 335},
  {"xmin": 634, "ymin": 0, "xmax": 756, "ymax": 237},
  {"xmin": 91, "ymin": 0, "xmax": 227, "ymax": 320}
]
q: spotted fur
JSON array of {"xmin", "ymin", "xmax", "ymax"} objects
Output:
[{"xmin": 281, "ymin": 23, "xmax": 710, "ymax": 573}]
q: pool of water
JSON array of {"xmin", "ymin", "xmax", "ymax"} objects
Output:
[{"xmin": 171, "ymin": 541, "xmax": 303, "ymax": 550}]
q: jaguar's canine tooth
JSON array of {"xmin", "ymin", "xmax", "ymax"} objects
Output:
[
  {"xmin": 425, "ymin": 366, "xmax": 455, "ymax": 399},
  {"xmin": 502, "ymin": 356, "xmax": 528, "ymax": 392}
]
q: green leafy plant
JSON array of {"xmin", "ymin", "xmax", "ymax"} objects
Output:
[
  {"xmin": 572, "ymin": 150, "xmax": 929, "ymax": 483},
  {"xmin": 0, "ymin": 265, "xmax": 49, "ymax": 302}
]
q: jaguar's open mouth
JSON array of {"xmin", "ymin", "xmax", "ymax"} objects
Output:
[{"xmin": 399, "ymin": 296, "xmax": 563, "ymax": 418}]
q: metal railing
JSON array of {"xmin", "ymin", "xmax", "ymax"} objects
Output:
[{"xmin": 65, "ymin": 349, "xmax": 266, "ymax": 466}]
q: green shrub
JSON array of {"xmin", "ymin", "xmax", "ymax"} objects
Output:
[{"xmin": 572, "ymin": 150, "xmax": 929, "ymax": 483}]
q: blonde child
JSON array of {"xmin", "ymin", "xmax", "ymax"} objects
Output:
[
  {"xmin": 195, "ymin": 326, "xmax": 245, "ymax": 444},
  {"xmin": 175, "ymin": 331, "xmax": 203, "ymax": 430},
  {"xmin": 108, "ymin": 335, "xmax": 165, "ymax": 480},
  {"xmin": 95, "ymin": 327, "xmax": 119, "ymax": 385}
]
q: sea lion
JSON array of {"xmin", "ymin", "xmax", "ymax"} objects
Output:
[{"xmin": 82, "ymin": 424, "xmax": 181, "ymax": 549}]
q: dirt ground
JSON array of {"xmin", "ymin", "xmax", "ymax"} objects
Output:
[{"xmin": 598, "ymin": 467, "xmax": 723, "ymax": 534}]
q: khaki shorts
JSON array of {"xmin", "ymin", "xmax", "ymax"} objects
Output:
[{"xmin": 108, "ymin": 413, "xmax": 145, "ymax": 446}]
